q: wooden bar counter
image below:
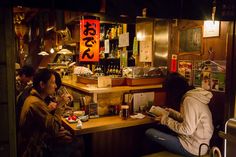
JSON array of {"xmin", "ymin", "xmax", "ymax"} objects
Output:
[
  {"xmin": 62, "ymin": 115, "xmax": 156, "ymax": 136},
  {"xmin": 62, "ymin": 79, "xmax": 162, "ymax": 93},
  {"xmin": 62, "ymin": 78, "xmax": 163, "ymax": 103},
  {"xmin": 62, "ymin": 115, "xmax": 158, "ymax": 157},
  {"xmin": 61, "ymin": 79, "xmax": 163, "ymax": 157}
]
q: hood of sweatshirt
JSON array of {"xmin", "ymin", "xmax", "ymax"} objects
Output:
[{"xmin": 184, "ymin": 87, "xmax": 213, "ymax": 105}]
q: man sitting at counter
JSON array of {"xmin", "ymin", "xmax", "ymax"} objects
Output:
[
  {"xmin": 145, "ymin": 72, "xmax": 214, "ymax": 157},
  {"xmin": 18, "ymin": 68, "xmax": 82, "ymax": 157},
  {"xmin": 15, "ymin": 65, "xmax": 35, "ymax": 97}
]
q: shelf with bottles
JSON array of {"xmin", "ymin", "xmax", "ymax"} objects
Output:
[
  {"xmin": 78, "ymin": 59, "xmax": 122, "ymax": 78},
  {"xmin": 98, "ymin": 58, "xmax": 122, "ymax": 77},
  {"xmin": 99, "ymin": 42, "xmax": 121, "ymax": 60},
  {"xmin": 100, "ymin": 23, "xmax": 123, "ymax": 41}
]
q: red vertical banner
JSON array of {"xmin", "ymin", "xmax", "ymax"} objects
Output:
[
  {"xmin": 80, "ymin": 16, "xmax": 100, "ymax": 62},
  {"xmin": 170, "ymin": 54, "xmax": 177, "ymax": 72}
]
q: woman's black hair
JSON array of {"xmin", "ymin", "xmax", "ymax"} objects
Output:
[
  {"xmin": 33, "ymin": 68, "xmax": 54, "ymax": 93},
  {"xmin": 164, "ymin": 72, "xmax": 194, "ymax": 110},
  {"xmin": 42, "ymin": 70, "xmax": 62, "ymax": 105},
  {"xmin": 18, "ymin": 65, "xmax": 35, "ymax": 77},
  {"xmin": 53, "ymin": 71, "xmax": 62, "ymax": 91}
]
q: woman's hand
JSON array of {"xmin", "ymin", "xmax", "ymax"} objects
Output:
[
  {"xmin": 48, "ymin": 102, "xmax": 57, "ymax": 111},
  {"xmin": 153, "ymin": 116, "xmax": 161, "ymax": 122},
  {"xmin": 61, "ymin": 93, "xmax": 73, "ymax": 105}
]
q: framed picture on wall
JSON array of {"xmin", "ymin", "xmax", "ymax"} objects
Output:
[
  {"xmin": 178, "ymin": 60, "xmax": 193, "ymax": 85},
  {"xmin": 178, "ymin": 27, "xmax": 203, "ymax": 55},
  {"xmin": 211, "ymin": 72, "xmax": 225, "ymax": 92}
]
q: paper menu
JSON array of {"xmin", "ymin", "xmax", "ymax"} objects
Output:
[
  {"xmin": 133, "ymin": 92, "xmax": 154, "ymax": 113},
  {"xmin": 98, "ymin": 76, "xmax": 112, "ymax": 88}
]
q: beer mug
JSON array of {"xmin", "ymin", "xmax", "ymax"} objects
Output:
[{"xmin": 120, "ymin": 105, "xmax": 129, "ymax": 120}]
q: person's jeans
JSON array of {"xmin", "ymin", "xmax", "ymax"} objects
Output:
[{"xmin": 145, "ymin": 128, "xmax": 196, "ymax": 157}]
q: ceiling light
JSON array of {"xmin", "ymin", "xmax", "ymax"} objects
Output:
[
  {"xmin": 50, "ymin": 48, "xmax": 55, "ymax": 54},
  {"xmin": 46, "ymin": 26, "xmax": 55, "ymax": 32},
  {"xmin": 120, "ymin": 14, "xmax": 128, "ymax": 18},
  {"xmin": 57, "ymin": 48, "xmax": 73, "ymax": 55},
  {"xmin": 38, "ymin": 51, "xmax": 49, "ymax": 56}
]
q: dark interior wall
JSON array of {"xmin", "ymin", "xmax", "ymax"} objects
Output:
[
  {"xmin": 225, "ymin": 21, "xmax": 236, "ymax": 119},
  {"xmin": 209, "ymin": 92, "xmax": 226, "ymax": 148},
  {"xmin": 0, "ymin": 7, "xmax": 17, "ymax": 157}
]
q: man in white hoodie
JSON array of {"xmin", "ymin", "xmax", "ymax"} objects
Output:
[{"xmin": 145, "ymin": 72, "xmax": 214, "ymax": 157}]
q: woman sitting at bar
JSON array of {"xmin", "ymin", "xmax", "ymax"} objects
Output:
[
  {"xmin": 18, "ymin": 68, "xmax": 81, "ymax": 157},
  {"xmin": 145, "ymin": 72, "xmax": 214, "ymax": 157},
  {"xmin": 16, "ymin": 70, "xmax": 73, "ymax": 131}
]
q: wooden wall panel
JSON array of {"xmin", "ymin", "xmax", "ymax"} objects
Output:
[
  {"xmin": 0, "ymin": 105, "xmax": 9, "ymax": 141},
  {"xmin": 0, "ymin": 7, "xmax": 17, "ymax": 157},
  {"xmin": 170, "ymin": 20, "xmax": 228, "ymax": 61},
  {"xmin": 84, "ymin": 124, "xmax": 159, "ymax": 157},
  {"xmin": 0, "ymin": 66, "xmax": 7, "ymax": 103}
]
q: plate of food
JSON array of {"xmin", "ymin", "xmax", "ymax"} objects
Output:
[{"xmin": 66, "ymin": 115, "xmax": 79, "ymax": 123}]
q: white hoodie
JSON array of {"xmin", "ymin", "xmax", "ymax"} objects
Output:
[{"xmin": 161, "ymin": 87, "xmax": 214, "ymax": 155}]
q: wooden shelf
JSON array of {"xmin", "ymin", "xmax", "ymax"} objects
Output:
[{"xmin": 62, "ymin": 79, "xmax": 163, "ymax": 94}]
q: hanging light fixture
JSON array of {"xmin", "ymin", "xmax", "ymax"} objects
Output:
[
  {"xmin": 212, "ymin": 0, "xmax": 217, "ymax": 22},
  {"xmin": 57, "ymin": 48, "xmax": 73, "ymax": 55},
  {"xmin": 203, "ymin": 0, "xmax": 220, "ymax": 38},
  {"xmin": 38, "ymin": 37, "xmax": 49, "ymax": 56},
  {"xmin": 38, "ymin": 51, "xmax": 49, "ymax": 56}
]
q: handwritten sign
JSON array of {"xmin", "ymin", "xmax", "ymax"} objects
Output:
[
  {"xmin": 139, "ymin": 37, "xmax": 152, "ymax": 62},
  {"xmin": 203, "ymin": 20, "xmax": 220, "ymax": 38},
  {"xmin": 118, "ymin": 32, "xmax": 129, "ymax": 47},
  {"xmin": 104, "ymin": 39, "xmax": 109, "ymax": 54},
  {"xmin": 98, "ymin": 76, "xmax": 112, "ymax": 88},
  {"xmin": 80, "ymin": 17, "xmax": 100, "ymax": 62}
]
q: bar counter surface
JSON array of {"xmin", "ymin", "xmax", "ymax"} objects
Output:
[
  {"xmin": 62, "ymin": 78, "xmax": 163, "ymax": 94},
  {"xmin": 62, "ymin": 115, "xmax": 156, "ymax": 136},
  {"xmin": 62, "ymin": 78, "xmax": 163, "ymax": 103}
]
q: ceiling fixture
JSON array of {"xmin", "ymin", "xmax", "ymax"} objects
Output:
[
  {"xmin": 57, "ymin": 48, "xmax": 73, "ymax": 55},
  {"xmin": 50, "ymin": 48, "xmax": 55, "ymax": 54},
  {"xmin": 136, "ymin": 8, "xmax": 148, "ymax": 19},
  {"xmin": 212, "ymin": 0, "xmax": 216, "ymax": 21},
  {"xmin": 46, "ymin": 26, "xmax": 55, "ymax": 32},
  {"xmin": 38, "ymin": 51, "xmax": 49, "ymax": 56}
]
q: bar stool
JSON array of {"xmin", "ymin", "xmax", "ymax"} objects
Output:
[{"xmin": 142, "ymin": 151, "xmax": 183, "ymax": 157}]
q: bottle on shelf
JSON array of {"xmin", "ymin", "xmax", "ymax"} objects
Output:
[
  {"xmin": 112, "ymin": 65, "xmax": 116, "ymax": 76},
  {"xmin": 105, "ymin": 28, "xmax": 111, "ymax": 39},
  {"xmin": 117, "ymin": 24, "xmax": 123, "ymax": 36},
  {"xmin": 114, "ymin": 43, "xmax": 119, "ymax": 58},
  {"xmin": 110, "ymin": 44, "xmax": 115, "ymax": 58},
  {"xmin": 109, "ymin": 65, "xmax": 114, "ymax": 76},
  {"xmin": 119, "ymin": 65, "xmax": 123, "ymax": 77},
  {"xmin": 101, "ymin": 65, "xmax": 105, "ymax": 74},
  {"xmin": 100, "ymin": 25, "xmax": 105, "ymax": 40},
  {"xmin": 115, "ymin": 65, "xmax": 119, "ymax": 76},
  {"xmin": 106, "ymin": 65, "xmax": 111, "ymax": 75}
]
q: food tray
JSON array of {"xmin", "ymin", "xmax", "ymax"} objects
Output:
[
  {"xmin": 77, "ymin": 76, "xmax": 125, "ymax": 86},
  {"xmin": 126, "ymin": 77, "xmax": 165, "ymax": 86}
]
